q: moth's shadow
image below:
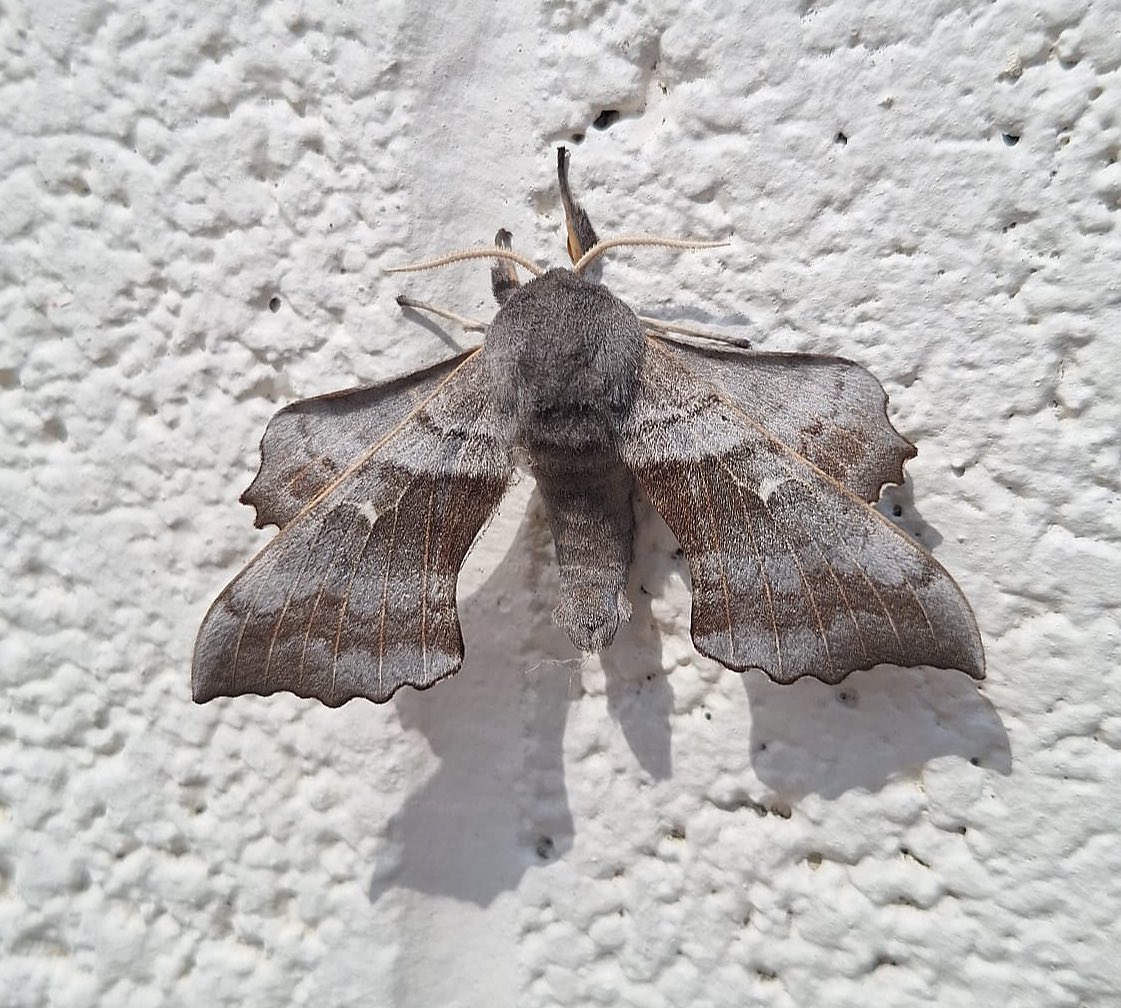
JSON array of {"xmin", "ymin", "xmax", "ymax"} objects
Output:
[
  {"xmin": 742, "ymin": 667, "xmax": 1010, "ymax": 800},
  {"xmin": 367, "ymin": 478, "xmax": 1010, "ymax": 905},
  {"xmin": 367, "ymin": 486, "xmax": 681, "ymax": 907},
  {"xmin": 599, "ymin": 494, "xmax": 682, "ymax": 781},
  {"xmin": 368, "ymin": 485, "xmax": 580, "ymax": 907}
]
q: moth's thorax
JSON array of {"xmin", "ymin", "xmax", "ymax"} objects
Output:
[{"xmin": 484, "ymin": 268, "xmax": 645, "ymax": 448}]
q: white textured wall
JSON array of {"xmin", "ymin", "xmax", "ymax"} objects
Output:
[{"xmin": 3, "ymin": 1, "xmax": 1119, "ymax": 1005}]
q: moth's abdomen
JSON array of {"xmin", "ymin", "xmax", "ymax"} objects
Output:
[{"xmin": 533, "ymin": 448, "xmax": 635, "ymax": 653}]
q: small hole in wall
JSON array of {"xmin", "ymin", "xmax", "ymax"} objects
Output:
[
  {"xmin": 891, "ymin": 504, "xmax": 903, "ymax": 517},
  {"xmin": 570, "ymin": 132, "xmax": 585, "ymax": 144},
  {"xmin": 834, "ymin": 131, "xmax": 848, "ymax": 145},
  {"xmin": 535, "ymin": 836, "xmax": 554, "ymax": 860},
  {"xmin": 268, "ymin": 296, "xmax": 282, "ymax": 313},
  {"xmin": 1002, "ymin": 133, "xmax": 1020, "ymax": 146},
  {"xmin": 42, "ymin": 416, "xmax": 68, "ymax": 442},
  {"xmin": 593, "ymin": 109, "xmax": 621, "ymax": 130}
]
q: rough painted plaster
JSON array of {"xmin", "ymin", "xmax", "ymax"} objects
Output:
[{"xmin": 2, "ymin": 0, "xmax": 1119, "ymax": 1005}]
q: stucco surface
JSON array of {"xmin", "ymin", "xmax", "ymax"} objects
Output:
[{"xmin": 2, "ymin": 1, "xmax": 1119, "ymax": 1005}]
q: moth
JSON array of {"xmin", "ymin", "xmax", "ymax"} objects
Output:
[{"xmin": 193, "ymin": 149, "xmax": 984, "ymax": 707}]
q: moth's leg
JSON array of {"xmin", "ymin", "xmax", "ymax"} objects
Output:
[
  {"xmin": 491, "ymin": 229, "xmax": 520, "ymax": 306},
  {"xmin": 395, "ymin": 296, "xmax": 488, "ymax": 333},
  {"xmin": 639, "ymin": 314, "xmax": 753, "ymax": 350},
  {"xmin": 558, "ymin": 146, "xmax": 599, "ymax": 262}
]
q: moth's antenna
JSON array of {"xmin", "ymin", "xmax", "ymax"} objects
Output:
[
  {"xmin": 572, "ymin": 235, "xmax": 728, "ymax": 274},
  {"xmin": 386, "ymin": 246, "xmax": 546, "ymax": 278}
]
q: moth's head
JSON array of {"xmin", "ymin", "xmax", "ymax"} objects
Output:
[{"xmin": 385, "ymin": 148, "xmax": 726, "ymax": 298}]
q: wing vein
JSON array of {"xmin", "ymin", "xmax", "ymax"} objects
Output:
[
  {"xmin": 331, "ymin": 514, "xmax": 377, "ymax": 696},
  {"xmin": 712, "ymin": 452, "xmax": 832, "ymax": 676},
  {"xmin": 830, "ymin": 539, "xmax": 904, "ymax": 646},
  {"xmin": 298, "ymin": 586, "xmax": 326, "ymax": 689},
  {"xmin": 264, "ymin": 518, "xmax": 335, "ymax": 679},
  {"xmin": 782, "ymin": 513, "xmax": 865, "ymax": 646},
  {"xmin": 375, "ymin": 507, "xmax": 401, "ymax": 696},
  {"xmin": 693, "ymin": 462, "xmax": 736, "ymax": 663},
  {"xmin": 420, "ymin": 484, "xmax": 435, "ymax": 683},
  {"xmin": 720, "ymin": 468, "xmax": 785, "ymax": 674}
]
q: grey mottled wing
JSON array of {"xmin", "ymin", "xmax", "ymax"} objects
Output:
[
  {"xmin": 620, "ymin": 339, "xmax": 984, "ymax": 684},
  {"xmin": 653, "ymin": 337, "xmax": 915, "ymax": 502},
  {"xmin": 193, "ymin": 351, "xmax": 512, "ymax": 706},
  {"xmin": 242, "ymin": 351, "xmax": 475, "ymax": 530}
]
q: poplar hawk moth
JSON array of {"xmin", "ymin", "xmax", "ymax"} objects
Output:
[{"xmin": 193, "ymin": 149, "xmax": 984, "ymax": 706}]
